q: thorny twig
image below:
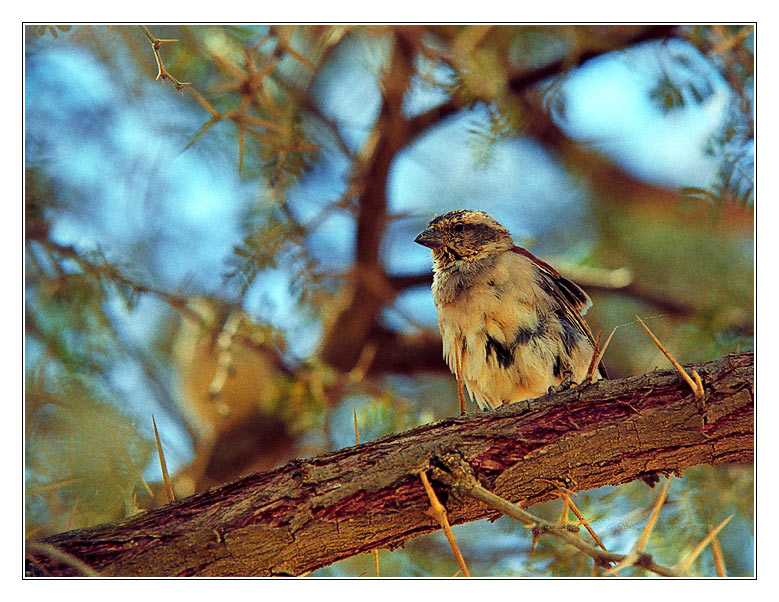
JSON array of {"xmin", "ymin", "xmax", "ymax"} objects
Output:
[
  {"xmin": 434, "ymin": 454, "xmax": 738, "ymax": 577},
  {"xmin": 139, "ymin": 25, "xmax": 191, "ymax": 93},
  {"xmin": 429, "ymin": 453, "xmax": 681, "ymax": 577}
]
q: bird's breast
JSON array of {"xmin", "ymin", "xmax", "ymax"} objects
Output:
[{"xmin": 430, "ymin": 252, "xmax": 586, "ymax": 409}]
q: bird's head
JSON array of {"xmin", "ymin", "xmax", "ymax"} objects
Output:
[{"xmin": 414, "ymin": 210, "xmax": 513, "ymax": 267}]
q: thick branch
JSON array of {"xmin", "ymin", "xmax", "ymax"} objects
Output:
[{"xmin": 28, "ymin": 352, "xmax": 752, "ymax": 577}]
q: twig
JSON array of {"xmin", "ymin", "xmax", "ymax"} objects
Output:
[
  {"xmin": 36, "ymin": 238, "xmax": 280, "ymax": 364},
  {"xmin": 138, "ymin": 25, "xmax": 191, "ymax": 93},
  {"xmin": 708, "ymin": 25, "xmax": 753, "ymax": 57},
  {"xmin": 26, "ymin": 478, "xmax": 83, "ymax": 496},
  {"xmin": 419, "ymin": 472, "xmax": 471, "ymax": 577},
  {"xmin": 348, "ymin": 344, "xmax": 378, "ymax": 385}
]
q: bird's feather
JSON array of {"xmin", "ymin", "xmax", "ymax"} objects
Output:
[{"xmin": 511, "ymin": 246, "xmax": 607, "ymax": 378}]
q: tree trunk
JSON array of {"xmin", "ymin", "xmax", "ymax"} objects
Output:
[{"xmin": 27, "ymin": 351, "xmax": 753, "ymax": 577}]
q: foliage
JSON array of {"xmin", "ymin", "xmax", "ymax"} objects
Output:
[{"xmin": 26, "ymin": 370, "xmax": 153, "ymax": 537}]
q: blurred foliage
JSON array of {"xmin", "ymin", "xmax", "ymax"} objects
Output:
[
  {"xmin": 26, "ymin": 370, "xmax": 153, "ymax": 537},
  {"xmin": 24, "ymin": 24, "xmax": 753, "ymax": 575}
]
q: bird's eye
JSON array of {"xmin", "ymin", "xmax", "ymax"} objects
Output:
[{"xmin": 453, "ymin": 224, "xmax": 464, "ymax": 233}]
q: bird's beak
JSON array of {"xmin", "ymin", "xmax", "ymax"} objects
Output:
[{"xmin": 414, "ymin": 228, "xmax": 445, "ymax": 249}]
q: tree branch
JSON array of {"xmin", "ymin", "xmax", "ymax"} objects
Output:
[
  {"xmin": 27, "ymin": 352, "xmax": 752, "ymax": 577},
  {"xmin": 507, "ymin": 25, "xmax": 680, "ymax": 94},
  {"xmin": 407, "ymin": 25, "xmax": 681, "ymax": 140}
]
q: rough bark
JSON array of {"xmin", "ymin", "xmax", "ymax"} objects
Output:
[{"xmin": 27, "ymin": 351, "xmax": 753, "ymax": 577}]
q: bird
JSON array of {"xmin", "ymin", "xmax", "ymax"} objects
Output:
[{"xmin": 415, "ymin": 209, "xmax": 606, "ymax": 413}]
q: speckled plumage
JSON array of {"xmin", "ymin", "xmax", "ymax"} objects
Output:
[{"xmin": 415, "ymin": 210, "xmax": 605, "ymax": 411}]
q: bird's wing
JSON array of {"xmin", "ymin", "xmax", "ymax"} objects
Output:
[{"xmin": 511, "ymin": 246, "xmax": 608, "ymax": 378}]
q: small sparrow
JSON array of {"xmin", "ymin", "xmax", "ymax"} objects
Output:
[{"xmin": 415, "ymin": 209, "xmax": 606, "ymax": 412}]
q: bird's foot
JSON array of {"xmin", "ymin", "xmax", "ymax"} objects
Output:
[{"xmin": 547, "ymin": 376, "xmax": 576, "ymax": 397}]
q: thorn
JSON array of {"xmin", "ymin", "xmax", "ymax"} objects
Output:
[
  {"xmin": 710, "ymin": 528, "xmax": 727, "ymax": 577},
  {"xmin": 634, "ymin": 476, "xmax": 672, "ymax": 552},
  {"xmin": 585, "ymin": 330, "xmax": 603, "ymax": 381},
  {"xmin": 586, "ymin": 325, "xmax": 616, "ymax": 382},
  {"xmin": 692, "ymin": 369, "xmax": 705, "ymax": 401},
  {"xmin": 606, "ymin": 476, "xmax": 673, "ymax": 576},
  {"xmin": 676, "ymin": 514, "xmax": 734, "ymax": 573},
  {"xmin": 419, "ymin": 471, "xmax": 471, "ymax": 577},
  {"xmin": 152, "ymin": 415, "xmax": 175, "ymax": 503},
  {"xmin": 559, "ymin": 496, "xmax": 569, "ymax": 525},
  {"xmin": 558, "ymin": 490, "xmax": 608, "ymax": 552},
  {"xmin": 590, "ymin": 326, "xmax": 616, "ymax": 380},
  {"xmin": 353, "ymin": 406, "xmax": 361, "ymax": 445},
  {"xmin": 530, "ymin": 528, "xmax": 540, "ymax": 555},
  {"xmin": 636, "ymin": 316, "xmax": 703, "ymax": 400}
]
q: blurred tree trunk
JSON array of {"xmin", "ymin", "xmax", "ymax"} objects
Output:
[
  {"xmin": 27, "ymin": 351, "xmax": 752, "ymax": 577},
  {"xmin": 319, "ymin": 30, "xmax": 416, "ymax": 372}
]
